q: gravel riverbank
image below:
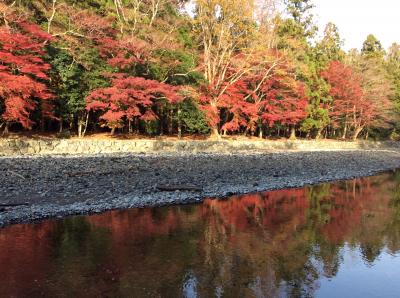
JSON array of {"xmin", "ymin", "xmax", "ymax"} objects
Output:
[{"xmin": 1, "ymin": 149, "xmax": 400, "ymax": 227}]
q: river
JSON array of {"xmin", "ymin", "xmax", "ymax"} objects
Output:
[{"xmin": 1, "ymin": 172, "xmax": 400, "ymax": 297}]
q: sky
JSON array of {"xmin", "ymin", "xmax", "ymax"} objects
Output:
[
  {"xmin": 313, "ymin": 0, "xmax": 400, "ymax": 51},
  {"xmin": 183, "ymin": 0, "xmax": 399, "ymax": 51}
]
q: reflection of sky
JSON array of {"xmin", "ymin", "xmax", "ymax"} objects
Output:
[
  {"xmin": 1, "ymin": 173, "xmax": 400, "ymax": 297},
  {"xmin": 316, "ymin": 244, "xmax": 400, "ymax": 298},
  {"xmin": 182, "ymin": 271, "xmax": 198, "ymax": 298}
]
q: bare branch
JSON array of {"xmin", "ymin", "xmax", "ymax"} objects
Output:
[{"xmin": 47, "ymin": 0, "xmax": 57, "ymax": 34}]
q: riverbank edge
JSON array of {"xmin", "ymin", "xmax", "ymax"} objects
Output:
[
  {"xmin": 1, "ymin": 138, "xmax": 400, "ymax": 156},
  {"xmin": 1, "ymin": 150, "xmax": 400, "ymax": 228}
]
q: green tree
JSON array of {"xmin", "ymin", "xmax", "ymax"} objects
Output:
[
  {"xmin": 283, "ymin": 0, "xmax": 317, "ymax": 38},
  {"xmin": 278, "ymin": 0, "xmax": 334, "ymax": 139},
  {"xmin": 48, "ymin": 45, "xmax": 111, "ymax": 136},
  {"xmin": 362, "ymin": 34, "xmax": 385, "ymax": 57},
  {"xmin": 347, "ymin": 36, "xmax": 393, "ymax": 139},
  {"xmin": 386, "ymin": 43, "xmax": 400, "ymax": 138},
  {"xmin": 316, "ymin": 22, "xmax": 344, "ymax": 64},
  {"xmin": 302, "ymin": 23, "xmax": 345, "ymax": 139}
]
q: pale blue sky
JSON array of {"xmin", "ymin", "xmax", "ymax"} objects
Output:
[
  {"xmin": 184, "ymin": 1, "xmax": 400, "ymax": 51},
  {"xmin": 313, "ymin": 0, "xmax": 399, "ymax": 51}
]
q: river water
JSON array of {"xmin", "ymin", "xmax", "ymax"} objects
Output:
[{"xmin": 1, "ymin": 172, "xmax": 400, "ymax": 297}]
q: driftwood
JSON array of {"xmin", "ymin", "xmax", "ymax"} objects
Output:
[
  {"xmin": 67, "ymin": 166, "xmax": 136, "ymax": 177},
  {"xmin": 156, "ymin": 185, "xmax": 202, "ymax": 192},
  {"xmin": 0, "ymin": 203, "xmax": 29, "ymax": 207},
  {"xmin": 7, "ymin": 170, "xmax": 25, "ymax": 180}
]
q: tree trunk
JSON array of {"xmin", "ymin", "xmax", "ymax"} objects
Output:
[
  {"xmin": 342, "ymin": 125, "xmax": 347, "ymax": 139},
  {"xmin": 110, "ymin": 127, "xmax": 116, "ymax": 135},
  {"xmin": 210, "ymin": 127, "xmax": 221, "ymax": 139},
  {"xmin": 59, "ymin": 119, "xmax": 63, "ymax": 133},
  {"xmin": 159, "ymin": 108, "xmax": 164, "ymax": 135},
  {"xmin": 40, "ymin": 117, "xmax": 45, "ymax": 132},
  {"xmin": 128, "ymin": 119, "xmax": 132, "ymax": 134},
  {"xmin": 243, "ymin": 127, "xmax": 249, "ymax": 137},
  {"xmin": 168, "ymin": 109, "xmax": 173, "ymax": 135},
  {"xmin": 352, "ymin": 126, "xmax": 363, "ymax": 140},
  {"xmin": 82, "ymin": 113, "xmax": 89, "ymax": 137},
  {"xmin": 78, "ymin": 123, "xmax": 82, "ymax": 138},
  {"xmin": 2, "ymin": 123, "xmax": 9, "ymax": 136},
  {"xmin": 315, "ymin": 128, "xmax": 323, "ymax": 140},
  {"xmin": 289, "ymin": 126, "xmax": 296, "ymax": 140},
  {"xmin": 177, "ymin": 107, "xmax": 182, "ymax": 139},
  {"xmin": 259, "ymin": 128, "xmax": 263, "ymax": 139},
  {"xmin": 315, "ymin": 127, "xmax": 324, "ymax": 140},
  {"xmin": 135, "ymin": 118, "xmax": 140, "ymax": 134},
  {"xmin": 69, "ymin": 114, "xmax": 74, "ymax": 130}
]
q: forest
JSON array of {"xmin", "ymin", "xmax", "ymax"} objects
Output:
[{"xmin": 0, "ymin": 0, "xmax": 399, "ymax": 140}]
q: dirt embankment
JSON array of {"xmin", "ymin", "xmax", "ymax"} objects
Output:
[{"xmin": 1, "ymin": 138, "xmax": 400, "ymax": 155}]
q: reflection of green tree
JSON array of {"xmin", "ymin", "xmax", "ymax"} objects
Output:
[
  {"xmin": 350, "ymin": 174, "xmax": 400, "ymax": 264},
  {"xmin": 47, "ymin": 216, "xmax": 114, "ymax": 297},
  {"xmin": 10, "ymin": 173, "xmax": 400, "ymax": 297},
  {"xmin": 384, "ymin": 171, "xmax": 400, "ymax": 253},
  {"xmin": 306, "ymin": 183, "xmax": 344, "ymax": 279},
  {"xmin": 111, "ymin": 206, "xmax": 203, "ymax": 297},
  {"xmin": 252, "ymin": 174, "xmax": 399, "ymax": 295}
]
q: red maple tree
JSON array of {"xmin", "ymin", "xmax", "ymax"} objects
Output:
[
  {"xmin": 0, "ymin": 21, "xmax": 54, "ymax": 131},
  {"xmin": 322, "ymin": 61, "xmax": 378, "ymax": 139},
  {"xmin": 202, "ymin": 61, "xmax": 308, "ymax": 137},
  {"xmin": 96, "ymin": 36, "xmax": 149, "ymax": 70},
  {"xmin": 256, "ymin": 71, "xmax": 308, "ymax": 133},
  {"xmin": 86, "ymin": 75, "xmax": 182, "ymax": 133}
]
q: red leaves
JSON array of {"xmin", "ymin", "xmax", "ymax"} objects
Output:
[
  {"xmin": 0, "ymin": 21, "xmax": 54, "ymax": 129},
  {"xmin": 17, "ymin": 21, "xmax": 53, "ymax": 42},
  {"xmin": 259, "ymin": 75, "xmax": 308, "ymax": 127},
  {"xmin": 86, "ymin": 75, "xmax": 182, "ymax": 129},
  {"xmin": 68, "ymin": 9, "xmax": 114, "ymax": 39},
  {"xmin": 199, "ymin": 62, "xmax": 308, "ymax": 134},
  {"xmin": 96, "ymin": 36, "xmax": 149, "ymax": 69},
  {"xmin": 322, "ymin": 61, "xmax": 372, "ymax": 129}
]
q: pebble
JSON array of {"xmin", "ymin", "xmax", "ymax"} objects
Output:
[{"xmin": 0, "ymin": 150, "xmax": 399, "ymax": 227}]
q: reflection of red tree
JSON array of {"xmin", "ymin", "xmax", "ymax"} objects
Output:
[
  {"xmin": 320, "ymin": 178, "xmax": 392, "ymax": 243},
  {"xmin": 0, "ymin": 174, "xmax": 396, "ymax": 297},
  {"xmin": 0, "ymin": 209, "xmax": 186, "ymax": 297},
  {"xmin": 88, "ymin": 208, "xmax": 181, "ymax": 242},
  {"xmin": 0, "ymin": 222, "xmax": 56, "ymax": 297},
  {"xmin": 203, "ymin": 188, "xmax": 309, "ymax": 235},
  {"xmin": 320, "ymin": 183, "xmax": 363, "ymax": 243}
]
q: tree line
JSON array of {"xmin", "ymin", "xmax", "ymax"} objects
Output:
[{"xmin": 0, "ymin": 0, "xmax": 399, "ymax": 140}]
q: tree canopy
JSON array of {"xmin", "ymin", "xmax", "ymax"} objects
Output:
[{"xmin": 0, "ymin": 0, "xmax": 398, "ymax": 140}]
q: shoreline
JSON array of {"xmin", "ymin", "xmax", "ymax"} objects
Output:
[
  {"xmin": 1, "ymin": 149, "xmax": 400, "ymax": 227},
  {"xmin": 1, "ymin": 138, "xmax": 400, "ymax": 156}
]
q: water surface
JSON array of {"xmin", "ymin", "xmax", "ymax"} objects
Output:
[{"xmin": 1, "ymin": 172, "xmax": 400, "ymax": 297}]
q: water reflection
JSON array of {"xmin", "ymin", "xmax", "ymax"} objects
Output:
[{"xmin": 1, "ymin": 172, "xmax": 400, "ymax": 297}]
